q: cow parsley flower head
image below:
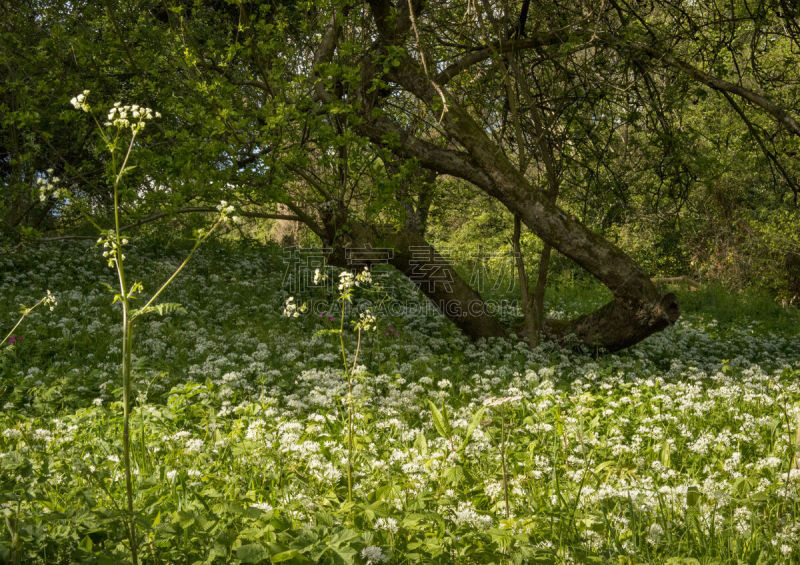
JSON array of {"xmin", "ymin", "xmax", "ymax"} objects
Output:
[
  {"xmin": 338, "ymin": 270, "xmax": 355, "ymax": 292},
  {"xmin": 283, "ymin": 296, "xmax": 306, "ymax": 318},
  {"xmin": 355, "ymin": 309, "xmax": 377, "ymax": 331},
  {"xmin": 355, "ymin": 268, "xmax": 372, "ymax": 287},
  {"xmin": 313, "ymin": 268, "xmax": 328, "ymax": 285},
  {"xmin": 216, "ymin": 200, "xmax": 241, "ymax": 224},
  {"xmin": 96, "ymin": 232, "xmax": 127, "ymax": 268},
  {"xmin": 36, "ymin": 174, "xmax": 71, "ymax": 202},
  {"xmin": 105, "ymin": 102, "xmax": 160, "ymax": 132},
  {"xmin": 70, "ymin": 90, "xmax": 91, "ymax": 112},
  {"xmin": 44, "ymin": 290, "xmax": 57, "ymax": 311}
]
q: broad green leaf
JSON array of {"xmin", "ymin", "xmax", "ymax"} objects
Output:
[
  {"xmin": 461, "ymin": 406, "xmax": 485, "ymax": 451},
  {"xmin": 428, "ymin": 400, "xmax": 451, "ymax": 439}
]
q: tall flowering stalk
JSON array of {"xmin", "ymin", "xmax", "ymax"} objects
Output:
[
  {"xmin": 285, "ymin": 266, "xmax": 380, "ymax": 504},
  {"xmin": 71, "ymin": 91, "xmax": 238, "ymax": 564},
  {"xmin": 337, "ymin": 269, "xmax": 377, "ymax": 503},
  {"xmin": 484, "ymin": 395, "xmax": 522, "ymax": 519}
]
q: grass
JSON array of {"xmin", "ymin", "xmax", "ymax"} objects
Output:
[{"xmin": 1, "ymin": 240, "xmax": 799, "ymax": 564}]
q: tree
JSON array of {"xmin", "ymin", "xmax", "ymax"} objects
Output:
[{"xmin": 6, "ymin": 0, "xmax": 800, "ymax": 350}]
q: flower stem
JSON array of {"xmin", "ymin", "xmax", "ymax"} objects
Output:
[
  {"xmin": 501, "ymin": 410, "xmax": 510, "ymax": 519},
  {"xmin": 1, "ymin": 297, "xmax": 46, "ymax": 347}
]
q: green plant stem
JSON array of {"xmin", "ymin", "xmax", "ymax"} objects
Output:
[
  {"xmin": 347, "ymin": 368, "xmax": 354, "ymax": 505},
  {"xmin": 1, "ymin": 296, "xmax": 45, "ymax": 347},
  {"xmin": 350, "ymin": 327, "xmax": 362, "ymax": 375},
  {"xmin": 501, "ymin": 410, "xmax": 510, "ymax": 519},
  {"xmin": 138, "ymin": 218, "xmax": 222, "ymax": 314},
  {"xmin": 121, "ymin": 316, "xmax": 138, "ymax": 565},
  {"xmin": 338, "ymin": 298, "xmax": 353, "ymax": 504},
  {"xmin": 113, "ymin": 132, "xmax": 138, "ymax": 565}
]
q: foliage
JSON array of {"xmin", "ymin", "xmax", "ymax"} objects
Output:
[{"xmin": 1, "ymin": 242, "xmax": 800, "ymax": 563}]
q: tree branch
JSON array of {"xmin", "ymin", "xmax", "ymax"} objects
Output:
[
  {"xmin": 436, "ymin": 33, "xmax": 570, "ymax": 85},
  {"xmin": 38, "ymin": 207, "xmax": 302, "ymax": 241}
]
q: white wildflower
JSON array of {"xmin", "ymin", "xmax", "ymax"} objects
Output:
[{"xmin": 361, "ymin": 546, "xmax": 386, "ymax": 564}]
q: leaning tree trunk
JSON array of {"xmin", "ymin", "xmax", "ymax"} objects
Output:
[
  {"xmin": 329, "ymin": 222, "xmax": 507, "ymax": 339},
  {"xmin": 311, "ymin": 2, "xmax": 678, "ymax": 351},
  {"xmin": 360, "ymin": 57, "xmax": 678, "ymax": 351}
]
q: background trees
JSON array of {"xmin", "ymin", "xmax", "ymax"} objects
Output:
[{"xmin": 3, "ymin": 0, "xmax": 800, "ymax": 349}]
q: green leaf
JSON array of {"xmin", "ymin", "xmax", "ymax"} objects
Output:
[
  {"xmin": 660, "ymin": 440, "xmax": 670, "ymax": 467},
  {"xmin": 428, "ymin": 400, "xmax": 451, "ymax": 440},
  {"xmin": 237, "ymin": 543, "xmax": 267, "ymax": 563},
  {"xmin": 78, "ymin": 535, "xmax": 93, "ymax": 552},
  {"xmin": 175, "ymin": 510, "xmax": 195, "ymax": 529},
  {"xmin": 132, "ymin": 302, "xmax": 185, "ymax": 320},
  {"xmin": 442, "ymin": 465, "xmax": 464, "ymax": 485},
  {"xmin": 461, "ymin": 406, "xmax": 485, "ymax": 452},
  {"xmin": 413, "ymin": 431, "xmax": 428, "ymax": 456},
  {"xmin": 270, "ymin": 549, "xmax": 299, "ymax": 562}
]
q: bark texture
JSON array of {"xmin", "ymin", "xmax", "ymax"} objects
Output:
[{"xmin": 336, "ymin": 222, "xmax": 508, "ymax": 339}]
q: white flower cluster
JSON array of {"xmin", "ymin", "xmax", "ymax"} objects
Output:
[
  {"xmin": 374, "ymin": 517, "xmax": 398, "ymax": 534},
  {"xmin": 105, "ymin": 102, "xmax": 161, "ymax": 131},
  {"xmin": 283, "ymin": 296, "xmax": 307, "ymax": 318},
  {"xmin": 360, "ymin": 546, "xmax": 387, "ymax": 564},
  {"xmin": 37, "ymin": 169, "xmax": 71, "ymax": 202},
  {"xmin": 338, "ymin": 268, "xmax": 372, "ymax": 293},
  {"xmin": 69, "ymin": 90, "xmax": 91, "ymax": 112},
  {"xmin": 483, "ymin": 395, "xmax": 523, "ymax": 408},
  {"xmin": 97, "ymin": 234, "xmax": 128, "ymax": 268},
  {"xmin": 451, "ymin": 501, "xmax": 493, "ymax": 529},
  {"xmin": 355, "ymin": 309, "xmax": 377, "ymax": 331},
  {"xmin": 356, "ymin": 268, "xmax": 372, "ymax": 286},
  {"xmin": 338, "ymin": 271, "xmax": 355, "ymax": 292},
  {"xmin": 313, "ymin": 268, "xmax": 328, "ymax": 285},
  {"xmin": 43, "ymin": 289, "xmax": 57, "ymax": 311},
  {"xmin": 216, "ymin": 200, "xmax": 241, "ymax": 224}
]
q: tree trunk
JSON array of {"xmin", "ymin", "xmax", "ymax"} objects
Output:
[
  {"xmin": 334, "ymin": 222, "xmax": 508, "ymax": 339},
  {"xmin": 786, "ymin": 252, "xmax": 800, "ymax": 305},
  {"xmin": 365, "ymin": 60, "xmax": 680, "ymax": 351}
]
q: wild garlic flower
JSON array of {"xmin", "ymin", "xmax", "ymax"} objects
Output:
[
  {"xmin": 69, "ymin": 90, "xmax": 91, "ymax": 112},
  {"xmin": 361, "ymin": 546, "xmax": 387, "ymax": 564},
  {"xmin": 283, "ymin": 296, "xmax": 307, "ymax": 318},
  {"xmin": 483, "ymin": 395, "xmax": 523, "ymax": 408},
  {"xmin": 374, "ymin": 517, "xmax": 398, "ymax": 534}
]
